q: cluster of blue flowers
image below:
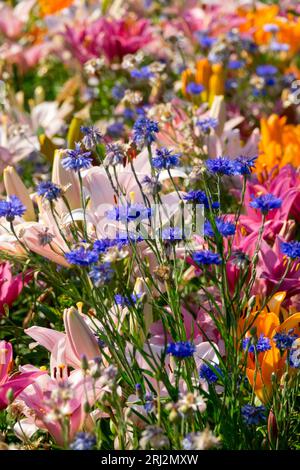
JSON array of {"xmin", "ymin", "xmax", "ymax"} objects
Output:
[
  {"xmin": 206, "ymin": 155, "xmax": 257, "ymax": 176},
  {"xmin": 166, "ymin": 341, "xmax": 196, "ymax": 358},
  {"xmin": 242, "ymin": 334, "xmax": 271, "ymax": 353}
]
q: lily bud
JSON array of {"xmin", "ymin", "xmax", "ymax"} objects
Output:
[
  {"xmin": 52, "ymin": 149, "xmax": 81, "ymax": 211},
  {"xmin": 63, "ymin": 307, "xmax": 100, "ymax": 365},
  {"xmin": 39, "ymin": 134, "xmax": 57, "ymax": 163},
  {"xmin": 208, "ymin": 64, "xmax": 225, "ymax": 106},
  {"xmin": 196, "ymin": 58, "xmax": 211, "ymax": 101},
  {"xmin": 181, "ymin": 68, "xmax": 193, "ymax": 97},
  {"xmin": 3, "ymin": 166, "xmax": 35, "ymax": 221},
  {"xmin": 210, "ymin": 95, "xmax": 226, "ymax": 135},
  {"xmin": 268, "ymin": 409, "xmax": 278, "ymax": 444},
  {"xmin": 67, "ymin": 117, "xmax": 83, "ymax": 149}
]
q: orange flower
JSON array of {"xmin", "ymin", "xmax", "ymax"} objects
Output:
[
  {"xmin": 240, "ymin": 292, "xmax": 300, "ymax": 403},
  {"xmin": 38, "ymin": 0, "xmax": 74, "ymax": 17},
  {"xmin": 181, "ymin": 59, "xmax": 224, "ymax": 105},
  {"xmin": 238, "ymin": 5, "xmax": 300, "ymax": 54},
  {"xmin": 256, "ymin": 114, "xmax": 300, "ymax": 175}
]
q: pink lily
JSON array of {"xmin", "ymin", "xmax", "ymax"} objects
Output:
[
  {"xmin": 232, "ymin": 165, "xmax": 300, "ymax": 244},
  {"xmin": 18, "ymin": 361, "xmax": 113, "ymax": 446},
  {"xmin": 0, "ymin": 262, "xmax": 31, "ymax": 316},
  {"xmin": 25, "ymin": 306, "xmax": 101, "ymax": 371},
  {"xmin": 64, "ymin": 17, "xmax": 152, "ymax": 64},
  {"xmin": 0, "ymin": 0, "xmax": 35, "ymax": 39},
  {"xmin": 0, "ymin": 340, "xmax": 45, "ymax": 410}
]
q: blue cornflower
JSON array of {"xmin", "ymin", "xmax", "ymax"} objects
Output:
[
  {"xmin": 162, "ymin": 227, "xmax": 185, "ymax": 243},
  {"xmin": 196, "ymin": 117, "xmax": 218, "ymax": 133},
  {"xmin": 111, "ymin": 84, "xmax": 125, "ymax": 100},
  {"xmin": 152, "ymin": 147, "xmax": 181, "ymax": 170},
  {"xmin": 263, "ymin": 23, "xmax": 279, "ymax": 33},
  {"xmin": 112, "ymin": 232, "xmax": 144, "ymax": 246},
  {"xmin": 123, "ymin": 108, "xmax": 136, "ymax": 120},
  {"xmin": 265, "ymin": 76, "xmax": 276, "ymax": 86},
  {"xmin": 131, "ymin": 66, "xmax": 154, "ymax": 80},
  {"xmin": 80, "ymin": 126, "xmax": 102, "ymax": 149},
  {"xmin": 197, "ymin": 34, "xmax": 216, "ymax": 49},
  {"xmin": 281, "ymin": 240, "xmax": 300, "ymax": 259},
  {"xmin": 241, "ymin": 405, "xmax": 266, "ymax": 426},
  {"xmin": 104, "ymin": 143, "xmax": 125, "ymax": 166},
  {"xmin": 199, "ymin": 363, "xmax": 222, "ymax": 384},
  {"xmin": 252, "ymin": 87, "xmax": 267, "ymax": 98},
  {"xmin": 186, "ymin": 82, "xmax": 204, "ymax": 95},
  {"xmin": 0, "ymin": 195, "xmax": 26, "ymax": 221},
  {"xmin": 204, "ymin": 217, "xmax": 236, "ymax": 237},
  {"xmin": 289, "ymin": 344, "xmax": 300, "ymax": 368},
  {"xmin": 89, "ymin": 262, "xmax": 114, "ymax": 286},
  {"xmin": 193, "ymin": 250, "xmax": 222, "ymax": 265},
  {"xmin": 228, "ymin": 60, "xmax": 244, "ymax": 70},
  {"xmin": 166, "ymin": 341, "xmax": 196, "ymax": 358},
  {"xmin": 133, "ymin": 117, "xmax": 159, "ymax": 147},
  {"xmin": 93, "ymin": 239, "xmax": 113, "ymax": 254},
  {"xmin": 37, "ymin": 181, "xmax": 62, "ymax": 201},
  {"xmin": 61, "ymin": 143, "xmax": 92, "ymax": 172},
  {"xmin": 242, "ymin": 334, "xmax": 271, "ymax": 353},
  {"xmin": 269, "ymin": 41, "xmax": 289, "ymax": 52},
  {"xmin": 206, "ymin": 157, "xmax": 235, "ymax": 176},
  {"xmin": 107, "ymin": 122, "xmax": 124, "ymax": 137},
  {"xmin": 274, "ymin": 330, "xmax": 298, "ymax": 351},
  {"xmin": 250, "ymin": 193, "xmax": 282, "ymax": 214},
  {"xmin": 65, "ymin": 247, "xmax": 98, "ymax": 266},
  {"xmin": 182, "ymin": 434, "xmax": 193, "ymax": 450},
  {"xmin": 106, "ymin": 203, "xmax": 152, "ymax": 223},
  {"xmin": 231, "ymin": 155, "xmax": 257, "ymax": 175},
  {"xmin": 70, "ymin": 432, "xmax": 96, "ymax": 450},
  {"xmin": 114, "ymin": 293, "xmax": 140, "ymax": 307},
  {"xmin": 256, "ymin": 65, "xmax": 278, "ymax": 77},
  {"xmin": 183, "ymin": 190, "xmax": 220, "ymax": 209},
  {"xmin": 225, "ymin": 79, "xmax": 238, "ymax": 90},
  {"xmin": 144, "ymin": 394, "xmax": 154, "ymax": 413}
]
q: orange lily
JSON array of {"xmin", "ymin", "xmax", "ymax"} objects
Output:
[
  {"xmin": 240, "ymin": 292, "xmax": 300, "ymax": 403},
  {"xmin": 38, "ymin": 0, "xmax": 74, "ymax": 17},
  {"xmin": 238, "ymin": 5, "xmax": 300, "ymax": 54},
  {"xmin": 181, "ymin": 59, "xmax": 224, "ymax": 105},
  {"xmin": 256, "ymin": 114, "xmax": 300, "ymax": 176}
]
